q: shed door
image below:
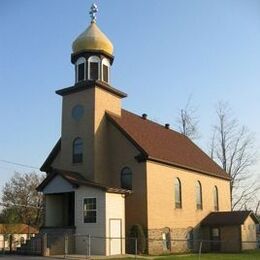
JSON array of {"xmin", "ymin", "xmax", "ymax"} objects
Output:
[{"xmin": 109, "ymin": 219, "xmax": 122, "ymax": 255}]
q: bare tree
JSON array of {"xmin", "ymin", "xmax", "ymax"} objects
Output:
[
  {"xmin": 210, "ymin": 102, "xmax": 259, "ymax": 210},
  {"xmin": 1, "ymin": 172, "xmax": 44, "ymax": 228},
  {"xmin": 176, "ymin": 97, "xmax": 199, "ymax": 140},
  {"xmin": 255, "ymin": 200, "xmax": 260, "ymax": 215}
]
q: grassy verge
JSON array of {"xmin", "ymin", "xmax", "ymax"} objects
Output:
[{"xmin": 152, "ymin": 250, "xmax": 260, "ymax": 259}]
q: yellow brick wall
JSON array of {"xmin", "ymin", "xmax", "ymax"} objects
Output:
[
  {"xmin": 93, "ymin": 87, "xmax": 121, "ymax": 184},
  {"xmin": 106, "ymin": 122, "xmax": 147, "ymax": 233},
  {"xmin": 146, "ymin": 161, "xmax": 231, "ymax": 230},
  {"xmin": 60, "ymin": 88, "xmax": 95, "ymax": 179},
  {"xmin": 52, "ymin": 85, "xmax": 121, "ymax": 181}
]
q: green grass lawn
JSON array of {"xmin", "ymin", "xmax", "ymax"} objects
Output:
[{"xmin": 152, "ymin": 250, "xmax": 260, "ymax": 260}]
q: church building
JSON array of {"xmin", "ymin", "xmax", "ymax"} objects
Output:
[{"xmin": 37, "ymin": 4, "xmax": 258, "ymax": 256}]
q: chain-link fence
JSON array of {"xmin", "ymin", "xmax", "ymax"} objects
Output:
[
  {"xmin": 2, "ymin": 232, "xmax": 259, "ymax": 258},
  {"xmin": 42, "ymin": 234, "xmax": 138, "ymax": 257}
]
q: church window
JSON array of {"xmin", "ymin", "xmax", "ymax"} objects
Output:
[
  {"xmin": 121, "ymin": 167, "xmax": 132, "ymax": 190},
  {"xmin": 88, "ymin": 56, "xmax": 100, "ymax": 80},
  {"xmin": 102, "ymin": 58, "xmax": 110, "ymax": 83},
  {"xmin": 83, "ymin": 198, "xmax": 96, "ymax": 223},
  {"xmin": 75, "ymin": 57, "xmax": 86, "ymax": 82},
  {"xmin": 196, "ymin": 181, "xmax": 203, "ymax": 210},
  {"xmin": 213, "ymin": 186, "xmax": 219, "ymax": 211},
  {"xmin": 73, "ymin": 137, "xmax": 83, "ymax": 163},
  {"xmin": 175, "ymin": 178, "xmax": 182, "ymax": 208},
  {"xmin": 103, "ymin": 64, "xmax": 108, "ymax": 82}
]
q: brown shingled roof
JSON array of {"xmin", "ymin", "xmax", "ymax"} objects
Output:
[
  {"xmin": 37, "ymin": 169, "xmax": 131, "ymax": 194},
  {"xmin": 0, "ymin": 224, "xmax": 38, "ymax": 234},
  {"xmin": 201, "ymin": 211, "xmax": 259, "ymax": 226},
  {"xmin": 107, "ymin": 109, "xmax": 230, "ymax": 180}
]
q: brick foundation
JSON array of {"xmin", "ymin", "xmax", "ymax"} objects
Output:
[{"xmin": 147, "ymin": 227, "xmax": 196, "ymax": 255}]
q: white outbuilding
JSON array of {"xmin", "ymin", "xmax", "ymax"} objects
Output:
[{"xmin": 38, "ymin": 170, "xmax": 129, "ymax": 256}]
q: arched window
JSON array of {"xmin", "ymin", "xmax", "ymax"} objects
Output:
[
  {"xmin": 175, "ymin": 178, "xmax": 182, "ymax": 208},
  {"xmin": 75, "ymin": 57, "xmax": 86, "ymax": 82},
  {"xmin": 213, "ymin": 186, "xmax": 219, "ymax": 211},
  {"xmin": 73, "ymin": 137, "xmax": 83, "ymax": 163},
  {"xmin": 162, "ymin": 227, "xmax": 171, "ymax": 251},
  {"xmin": 196, "ymin": 181, "xmax": 203, "ymax": 210},
  {"xmin": 88, "ymin": 56, "xmax": 100, "ymax": 80},
  {"xmin": 121, "ymin": 167, "xmax": 132, "ymax": 190},
  {"xmin": 102, "ymin": 58, "xmax": 110, "ymax": 83}
]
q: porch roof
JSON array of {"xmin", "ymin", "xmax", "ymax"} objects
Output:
[
  {"xmin": 200, "ymin": 211, "xmax": 259, "ymax": 227},
  {"xmin": 36, "ymin": 169, "xmax": 131, "ymax": 195}
]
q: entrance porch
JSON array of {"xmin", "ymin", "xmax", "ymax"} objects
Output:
[{"xmin": 45, "ymin": 192, "xmax": 75, "ymax": 228}]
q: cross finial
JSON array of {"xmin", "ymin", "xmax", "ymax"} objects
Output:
[{"xmin": 89, "ymin": 3, "xmax": 98, "ymax": 23}]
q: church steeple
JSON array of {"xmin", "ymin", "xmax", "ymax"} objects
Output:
[
  {"xmin": 71, "ymin": 4, "xmax": 114, "ymax": 84},
  {"xmin": 55, "ymin": 4, "xmax": 126, "ymax": 182}
]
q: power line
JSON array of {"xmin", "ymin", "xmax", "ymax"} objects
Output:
[
  {"xmin": 0, "ymin": 202, "xmax": 41, "ymax": 209},
  {"xmin": 0, "ymin": 160, "xmax": 39, "ymax": 170}
]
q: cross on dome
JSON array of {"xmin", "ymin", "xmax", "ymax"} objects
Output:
[{"xmin": 89, "ymin": 3, "xmax": 98, "ymax": 22}]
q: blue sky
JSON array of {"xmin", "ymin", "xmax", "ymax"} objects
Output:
[{"xmin": 0, "ymin": 0, "xmax": 260, "ymax": 193}]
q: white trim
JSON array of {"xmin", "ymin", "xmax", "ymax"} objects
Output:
[
  {"xmin": 88, "ymin": 56, "xmax": 100, "ymax": 80},
  {"xmin": 75, "ymin": 57, "xmax": 86, "ymax": 82},
  {"xmin": 76, "ymin": 57, "xmax": 86, "ymax": 65},
  {"xmin": 101, "ymin": 58, "xmax": 110, "ymax": 83},
  {"xmin": 82, "ymin": 197, "xmax": 97, "ymax": 224}
]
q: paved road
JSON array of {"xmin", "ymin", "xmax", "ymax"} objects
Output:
[{"xmin": 0, "ymin": 257, "xmax": 49, "ymax": 260}]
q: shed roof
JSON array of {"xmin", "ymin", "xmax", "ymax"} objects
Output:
[{"xmin": 200, "ymin": 211, "xmax": 259, "ymax": 226}]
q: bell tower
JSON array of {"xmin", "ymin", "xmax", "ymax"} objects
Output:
[
  {"xmin": 55, "ymin": 4, "xmax": 127, "ymax": 184},
  {"xmin": 71, "ymin": 4, "xmax": 114, "ymax": 85}
]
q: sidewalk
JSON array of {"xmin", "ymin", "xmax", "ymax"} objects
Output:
[{"xmin": 49, "ymin": 254, "xmax": 154, "ymax": 260}]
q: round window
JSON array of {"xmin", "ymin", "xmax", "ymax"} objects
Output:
[{"xmin": 72, "ymin": 105, "xmax": 84, "ymax": 121}]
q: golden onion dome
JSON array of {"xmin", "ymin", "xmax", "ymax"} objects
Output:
[{"xmin": 72, "ymin": 21, "xmax": 114, "ymax": 56}]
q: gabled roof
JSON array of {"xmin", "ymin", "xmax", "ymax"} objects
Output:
[
  {"xmin": 0, "ymin": 224, "xmax": 38, "ymax": 234},
  {"xmin": 40, "ymin": 138, "xmax": 61, "ymax": 172},
  {"xmin": 107, "ymin": 109, "xmax": 230, "ymax": 180},
  {"xmin": 200, "ymin": 211, "xmax": 259, "ymax": 226},
  {"xmin": 37, "ymin": 169, "xmax": 131, "ymax": 195},
  {"xmin": 41, "ymin": 109, "xmax": 229, "ymax": 180}
]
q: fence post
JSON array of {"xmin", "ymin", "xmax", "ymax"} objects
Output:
[
  {"xmin": 135, "ymin": 238, "xmax": 137, "ymax": 260},
  {"xmin": 88, "ymin": 234, "xmax": 91, "ymax": 258},
  {"xmin": 64, "ymin": 234, "xmax": 68, "ymax": 258},
  {"xmin": 42, "ymin": 233, "xmax": 49, "ymax": 256},
  {"xmin": 198, "ymin": 240, "xmax": 203, "ymax": 260}
]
